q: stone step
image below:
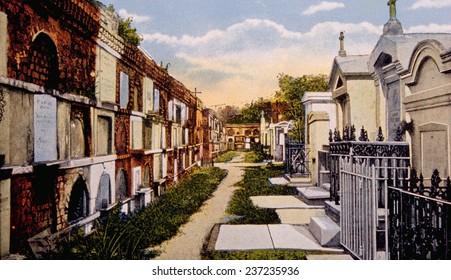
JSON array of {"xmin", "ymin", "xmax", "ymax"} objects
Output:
[
  {"xmin": 324, "ymin": 200, "xmax": 341, "ymax": 224},
  {"xmin": 309, "ymin": 215, "xmax": 341, "ymax": 247},
  {"xmin": 321, "ymin": 183, "xmax": 331, "ymax": 191},
  {"xmin": 297, "ymin": 186, "xmax": 329, "ymax": 205},
  {"xmin": 284, "ymin": 174, "xmax": 311, "ymax": 184},
  {"xmin": 268, "ymin": 177, "xmax": 289, "ymax": 186}
]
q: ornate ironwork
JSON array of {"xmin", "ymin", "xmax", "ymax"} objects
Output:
[
  {"xmin": 343, "ymin": 126, "xmax": 349, "ymax": 141},
  {"xmin": 349, "ymin": 125, "xmax": 356, "ymax": 141},
  {"xmin": 330, "ymin": 141, "xmax": 409, "ymax": 157},
  {"xmin": 285, "ymin": 137, "xmax": 309, "ymax": 176},
  {"xmin": 333, "ymin": 128, "xmax": 342, "ymax": 142},
  {"xmin": 329, "ymin": 129, "xmax": 333, "ymax": 143},
  {"xmin": 388, "ymin": 168, "xmax": 451, "ymax": 259},
  {"xmin": 394, "ymin": 126, "xmax": 404, "ymax": 142},
  {"xmin": 376, "ymin": 126, "xmax": 384, "ymax": 141},
  {"xmin": 389, "ymin": 169, "xmax": 451, "ymax": 259},
  {"xmin": 359, "ymin": 126, "xmax": 369, "ymax": 141}
]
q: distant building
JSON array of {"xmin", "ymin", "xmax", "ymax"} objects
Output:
[
  {"xmin": 202, "ymin": 108, "xmax": 226, "ymax": 161},
  {"xmin": 225, "ymin": 123, "xmax": 260, "ymax": 151}
]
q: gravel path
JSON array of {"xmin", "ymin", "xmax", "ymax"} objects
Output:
[{"xmin": 151, "ymin": 159, "xmax": 245, "ymax": 260}]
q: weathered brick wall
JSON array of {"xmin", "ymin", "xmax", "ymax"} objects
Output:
[
  {"xmin": 0, "ymin": 0, "xmax": 100, "ymax": 94},
  {"xmin": 10, "ymin": 171, "xmax": 56, "ymax": 254},
  {"xmin": 115, "ymin": 114, "xmax": 130, "ymax": 156},
  {"xmin": 116, "ymin": 61, "xmax": 143, "ymax": 112}
]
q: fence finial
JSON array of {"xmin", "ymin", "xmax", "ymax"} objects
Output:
[
  {"xmin": 376, "ymin": 127, "xmax": 384, "ymax": 141},
  {"xmin": 359, "ymin": 126, "xmax": 368, "ymax": 141},
  {"xmin": 430, "ymin": 169, "xmax": 442, "ymax": 198},
  {"xmin": 394, "ymin": 126, "xmax": 404, "ymax": 142},
  {"xmin": 329, "ymin": 129, "xmax": 333, "ymax": 143},
  {"xmin": 343, "ymin": 126, "xmax": 349, "ymax": 141},
  {"xmin": 419, "ymin": 173, "xmax": 424, "ymax": 195},
  {"xmin": 409, "ymin": 169, "xmax": 418, "ymax": 192},
  {"xmin": 350, "ymin": 125, "xmax": 356, "ymax": 141},
  {"xmin": 334, "ymin": 128, "xmax": 342, "ymax": 142}
]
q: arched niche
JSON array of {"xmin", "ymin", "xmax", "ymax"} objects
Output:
[
  {"xmin": 96, "ymin": 173, "xmax": 112, "ymax": 210},
  {"xmin": 27, "ymin": 32, "xmax": 59, "ymax": 89},
  {"xmin": 68, "ymin": 176, "xmax": 89, "ymax": 223},
  {"xmin": 116, "ymin": 168, "xmax": 128, "ymax": 201}
]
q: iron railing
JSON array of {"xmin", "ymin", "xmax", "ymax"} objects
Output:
[
  {"xmin": 318, "ymin": 150, "xmax": 330, "ymax": 188},
  {"xmin": 388, "ymin": 169, "xmax": 451, "ymax": 260},
  {"xmin": 329, "ymin": 126, "xmax": 409, "ymax": 205},
  {"xmin": 284, "ymin": 136, "xmax": 309, "ymax": 176},
  {"xmin": 339, "ymin": 155, "xmax": 409, "ymax": 259}
]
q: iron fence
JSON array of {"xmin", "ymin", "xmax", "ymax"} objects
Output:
[
  {"xmin": 329, "ymin": 126, "xmax": 409, "ymax": 205},
  {"xmin": 388, "ymin": 169, "xmax": 451, "ymax": 260},
  {"xmin": 284, "ymin": 136, "xmax": 309, "ymax": 176}
]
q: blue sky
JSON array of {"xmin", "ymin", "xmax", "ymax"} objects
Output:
[{"xmin": 99, "ymin": 0, "xmax": 451, "ymax": 107}]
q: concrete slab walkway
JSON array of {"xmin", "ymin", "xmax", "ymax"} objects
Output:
[
  {"xmin": 215, "ymin": 224, "xmax": 343, "ymax": 252},
  {"xmin": 150, "ymin": 162, "xmax": 244, "ymax": 260}
]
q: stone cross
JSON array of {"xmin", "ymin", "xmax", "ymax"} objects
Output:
[
  {"xmin": 339, "ymin": 32, "xmax": 345, "ymax": 51},
  {"xmin": 388, "ymin": 0, "xmax": 397, "ymax": 19}
]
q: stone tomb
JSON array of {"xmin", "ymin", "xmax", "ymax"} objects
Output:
[{"xmin": 33, "ymin": 94, "xmax": 57, "ymax": 162}]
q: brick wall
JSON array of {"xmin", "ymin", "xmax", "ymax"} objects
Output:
[
  {"xmin": 10, "ymin": 170, "xmax": 56, "ymax": 254},
  {"xmin": 1, "ymin": 0, "xmax": 100, "ymax": 94}
]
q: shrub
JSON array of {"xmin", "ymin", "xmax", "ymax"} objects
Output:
[
  {"xmin": 214, "ymin": 151, "xmax": 238, "ymax": 163},
  {"xmin": 244, "ymin": 150, "xmax": 271, "ymax": 163}
]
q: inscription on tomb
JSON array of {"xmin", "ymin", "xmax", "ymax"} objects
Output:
[{"xmin": 34, "ymin": 94, "xmax": 57, "ymax": 162}]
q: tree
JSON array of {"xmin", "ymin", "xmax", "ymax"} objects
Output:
[
  {"xmin": 275, "ymin": 74, "xmax": 329, "ymax": 142},
  {"xmin": 216, "ymin": 105, "xmax": 240, "ymax": 123},
  {"xmin": 227, "ymin": 99, "xmax": 271, "ymax": 124},
  {"xmin": 239, "ymin": 100, "xmax": 263, "ymax": 123}
]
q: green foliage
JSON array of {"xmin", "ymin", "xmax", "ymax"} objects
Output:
[
  {"xmin": 243, "ymin": 146, "xmax": 271, "ymax": 163},
  {"xmin": 214, "ymin": 151, "xmax": 238, "ymax": 163},
  {"xmin": 275, "ymin": 74, "xmax": 329, "ymax": 142},
  {"xmin": 243, "ymin": 151, "xmax": 264, "ymax": 163},
  {"xmin": 216, "ymin": 105, "xmax": 241, "ymax": 123},
  {"xmin": 203, "ymin": 249, "xmax": 314, "ymax": 260},
  {"xmin": 118, "ymin": 17, "xmax": 142, "ymax": 46},
  {"xmin": 226, "ymin": 166, "xmax": 292, "ymax": 225},
  {"xmin": 228, "ymin": 99, "xmax": 271, "ymax": 124},
  {"xmin": 51, "ymin": 167, "xmax": 227, "ymax": 260},
  {"xmin": 103, "ymin": 4, "xmax": 142, "ymax": 46}
]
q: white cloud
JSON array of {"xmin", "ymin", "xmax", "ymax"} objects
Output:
[
  {"xmin": 303, "ymin": 1, "xmax": 345, "ymax": 15},
  {"xmin": 141, "ymin": 19, "xmax": 382, "ymax": 106},
  {"xmin": 118, "ymin": 9, "xmax": 151, "ymax": 23},
  {"xmin": 143, "ymin": 19, "xmax": 302, "ymax": 48},
  {"xmin": 406, "ymin": 23, "xmax": 451, "ymax": 33},
  {"xmin": 411, "ymin": 0, "xmax": 451, "ymax": 9}
]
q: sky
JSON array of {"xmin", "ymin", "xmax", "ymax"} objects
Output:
[{"xmin": 99, "ymin": 0, "xmax": 451, "ymax": 108}]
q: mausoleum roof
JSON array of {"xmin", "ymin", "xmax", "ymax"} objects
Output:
[{"xmin": 369, "ymin": 33, "xmax": 451, "ymax": 73}]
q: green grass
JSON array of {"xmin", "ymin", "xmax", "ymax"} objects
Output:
[
  {"xmin": 50, "ymin": 167, "xmax": 227, "ymax": 260},
  {"xmin": 226, "ymin": 165, "xmax": 293, "ymax": 225},
  {"xmin": 243, "ymin": 151, "xmax": 264, "ymax": 163},
  {"xmin": 214, "ymin": 151, "xmax": 238, "ymax": 163},
  {"xmin": 203, "ymin": 249, "xmax": 314, "ymax": 260}
]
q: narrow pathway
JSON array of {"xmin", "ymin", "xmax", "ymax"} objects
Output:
[{"xmin": 151, "ymin": 158, "xmax": 245, "ymax": 260}]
